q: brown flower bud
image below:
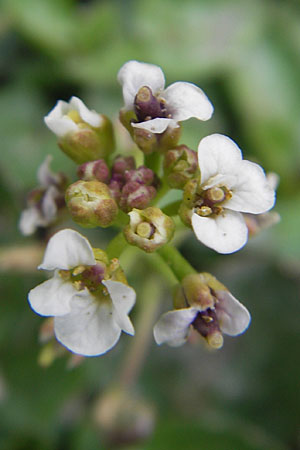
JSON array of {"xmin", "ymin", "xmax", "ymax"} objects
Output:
[{"xmin": 65, "ymin": 180, "xmax": 118, "ymax": 228}]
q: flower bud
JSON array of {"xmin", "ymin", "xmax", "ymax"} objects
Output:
[
  {"xmin": 182, "ymin": 274, "xmax": 215, "ymax": 310},
  {"xmin": 112, "ymin": 155, "xmax": 136, "ymax": 175},
  {"xmin": 119, "ymin": 182, "xmax": 157, "ymax": 212},
  {"xmin": 44, "ymin": 97, "xmax": 115, "ymax": 164},
  {"xmin": 123, "ymin": 207, "xmax": 175, "ymax": 252},
  {"xmin": 65, "ymin": 180, "xmax": 118, "ymax": 228},
  {"xmin": 132, "ymin": 128, "xmax": 158, "ymax": 155},
  {"xmin": 77, "ymin": 159, "xmax": 110, "ymax": 183},
  {"xmin": 164, "ymin": 145, "xmax": 198, "ymax": 189},
  {"xmin": 94, "ymin": 387, "xmax": 155, "ymax": 448}
]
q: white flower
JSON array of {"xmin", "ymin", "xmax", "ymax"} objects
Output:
[
  {"xmin": 44, "ymin": 96, "xmax": 102, "ymax": 138},
  {"xmin": 28, "ymin": 229, "xmax": 136, "ymax": 356},
  {"xmin": 19, "ymin": 156, "xmax": 66, "ymax": 236},
  {"xmin": 118, "ymin": 60, "xmax": 213, "ymax": 134},
  {"xmin": 190, "ymin": 134, "xmax": 275, "ymax": 254},
  {"xmin": 154, "ymin": 281, "xmax": 251, "ymax": 349}
]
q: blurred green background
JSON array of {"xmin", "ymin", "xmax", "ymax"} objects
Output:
[{"xmin": 0, "ymin": 0, "xmax": 299, "ymax": 449}]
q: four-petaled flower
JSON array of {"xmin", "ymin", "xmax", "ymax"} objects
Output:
[
  {"xmin": 28, "ymin": 229, "xmax": 136, "ymax": 356},
  {"xmin": 118, "ymin": 60, "xmax": 214, "ymax": 134},
  {"xmin": 44, "ymin": 96, "xmax": 102, "ymax": 138},
  {"xmin": 186, "ymin": 134, "xmax": 275, "ymax": 254},
  {"xmin": 153, "ymin": 273, "xmax": 251, "ymax": 349}
]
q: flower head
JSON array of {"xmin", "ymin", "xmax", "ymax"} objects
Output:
[
  {"xmin": 154, "ymin": 273, "xmax": 251, "ymax": 349},
  {"xmin": 118, "ymin": 60, "xmax": 214, "ymax": 135},
  {"xmin": 19, "ymin": 155, "xmax": 67, "ymax": 236},
  {"xmin": 180, "ymin": 134, "xmax": 275, "ymax": 253},
  {"xmin": 28, "ymin": 229, "xmax": 136, "ymax": 356}
]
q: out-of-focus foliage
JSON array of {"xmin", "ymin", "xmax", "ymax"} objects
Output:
[{"xmin": 0, "ymin": 0, "xmax": 299, "ymax": 449}]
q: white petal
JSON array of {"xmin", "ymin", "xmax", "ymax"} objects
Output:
[
  {"xmin": 225, "ymin": 160, "xmax": 275, "ymax": 214},
  {"xmin": 191, "ymin": 210, "xmax": 248, "ymax": 254},
  {"xmin": 69, "ymin": 96, "xmax": 102, "ymax": 128},
  {"xmin": 54, "ymin": 293, "xmax": 122, "ymax": 356},
  {"xmin": 38, "ymin": 229, "xmax": 95, "ymax": 271},
  {"xmin": 163, "ymin": 82, "xmax": 214, "ymax": 122},
  {"xmin": 28, "ymin": 271, "xmax": 76, "ymax": 316},
  {"xmin": 153, "ymin": 308, "xmax": 198, "ymax": 347},
  {"xmin": 198, "ymin": 134, "xmax": 242, "ymax": 185},
  {"xmin": 37, "ymin": 155, "xmax": 58, "ymax": 186},
  {"xmin": 41, "ymin": 186, "xmax": 58, "ymax": 223},
  {"xmin": 19, "ymin": 208, "xmax": 41, "ymax": 236},
  {"xmin": 44, "ymin": 100, "xmax": 78, "ymax": 138},
  {"xmin": 117, "ymin": 60, "xmax": 165, "ymax": 110},
  {"xmin": 103, "ymin": 280, "xmax": 136, "ymax": 335},
  {"xmin": 215, "ymin": 290, "xmax": 251, "ymax": 336},
  {"xmin": 131, "ymin": 117, "xmax": 178, "ymax": 134}
]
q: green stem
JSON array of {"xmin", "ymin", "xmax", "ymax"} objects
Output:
[
  {"xmin": 146, "ymin": 252, "xmax": 179, "ymax": 285},
  {"xmin": 157, "ymin": 245, "xmax": 196, "ymax": 281},
  {"xmin": 162, "ymin": 200, "xmax": 181, "ymax": 216},
  {"xmin": 106, "ymin": 232, "xmax": 128, "ymax": 259},
  {"xmin": 145, "ymin": 152, "xmax": 162, "ymax": 174},
  {"xmin": 118, "ymin": 275, "xmax": 161, "ymax": 388},
  {"xmin": 152, "ymin": 180, "xmax": 170, "ymax": 206}
]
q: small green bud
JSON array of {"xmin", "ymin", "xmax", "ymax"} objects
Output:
[
  {"xmin": 123, "ymin": 207, "xmax": 175, "ymax": 253},
  {"xmin": 65, "ymin": 180, "xmax": 118, "ymax": 228},
  {"xmin": 59, "ymin": 115, "xmax": 115, "ymax": 164},
  {"xmin": 164, "ymin": 145, "xmax": 198, "ymax": 189}
]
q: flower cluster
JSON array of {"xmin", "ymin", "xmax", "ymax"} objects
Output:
[{"xmin": 23, "ymin": 60, "xmax": 278, "ymax": 359}]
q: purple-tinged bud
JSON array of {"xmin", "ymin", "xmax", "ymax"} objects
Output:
[
  {"xmin": 108, "ymin": 179, "xmax": 122, "ymax": 203},
  {"xmin": 134, "ymin": 86, "xmax": 167, "ymax": 122},
  {"xmin": 164, "ymin": 145, "xmax": 198, "ymax": 189},
  {"xmin": 112, "ymin": 155, "xmax": 136, "ymax": 175},
  {"xmin": 65, "ymin": 180, "xmax": 118, "ymax": 228},
  {"xmin": 123, "ymin": 207, "xmax": 175, "ymax": 253},
  {"xmin": 119, "ymin": 181, "xmax": 157, "ymax": 212},
  {"xmin": 77, "ymin": 159, "xmax": 110, "ymax": 184},
  {"xmin": 124, "ymin": 165, "xmax": 155, "ymax": 185}
]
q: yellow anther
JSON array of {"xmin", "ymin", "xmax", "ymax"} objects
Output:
[
  {"xmin": 197, "ymin": 206, "xmax": 212, "ymax": 217},
  {"xmin": 72, "ymin": 265, "xmax": 86, "ymax": 276}
]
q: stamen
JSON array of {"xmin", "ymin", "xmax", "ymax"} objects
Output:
[{"xmin": 196, "ymin": 206, "xmax": 212, "ymax": 217}]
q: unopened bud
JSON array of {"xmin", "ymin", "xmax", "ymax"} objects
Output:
[
  {"xmin": 112, "ymin": 155, "xmax": 136, "ymax": 175},
  {"xmin": 133, "ymin": 128, "xmax": 158, "ymax": 155},
  {"xmin": 58, "ymin": 114, "xmax": 114, "ymax": 164},
  {"xmin": 65, "ymin": 180, "xmax": 118, "ymax": 228},
  {"xmin": 164, "ymin": 145, "xmax": 198, "ymax": 189},
  {"xmin": 182, "ymin": 274, "xmax": 215, "ymax": 310},
  {"xmin": 119, "ymin": 182, "xmax": 157, "ymax": 212},
  {"xmin": 44, "ymin": 97, "xmax": 115, "ymax": 164},
  {"xmin": 124, "ymin": 207, "xmax": 175, "ymax": 252},
  {"xmin": 94, "ymin": 387, "xmax": 155, "ymax": 448},
  {"xmin": 77, "ymin": 159, "xmax": 110, "ymax": 183}
]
